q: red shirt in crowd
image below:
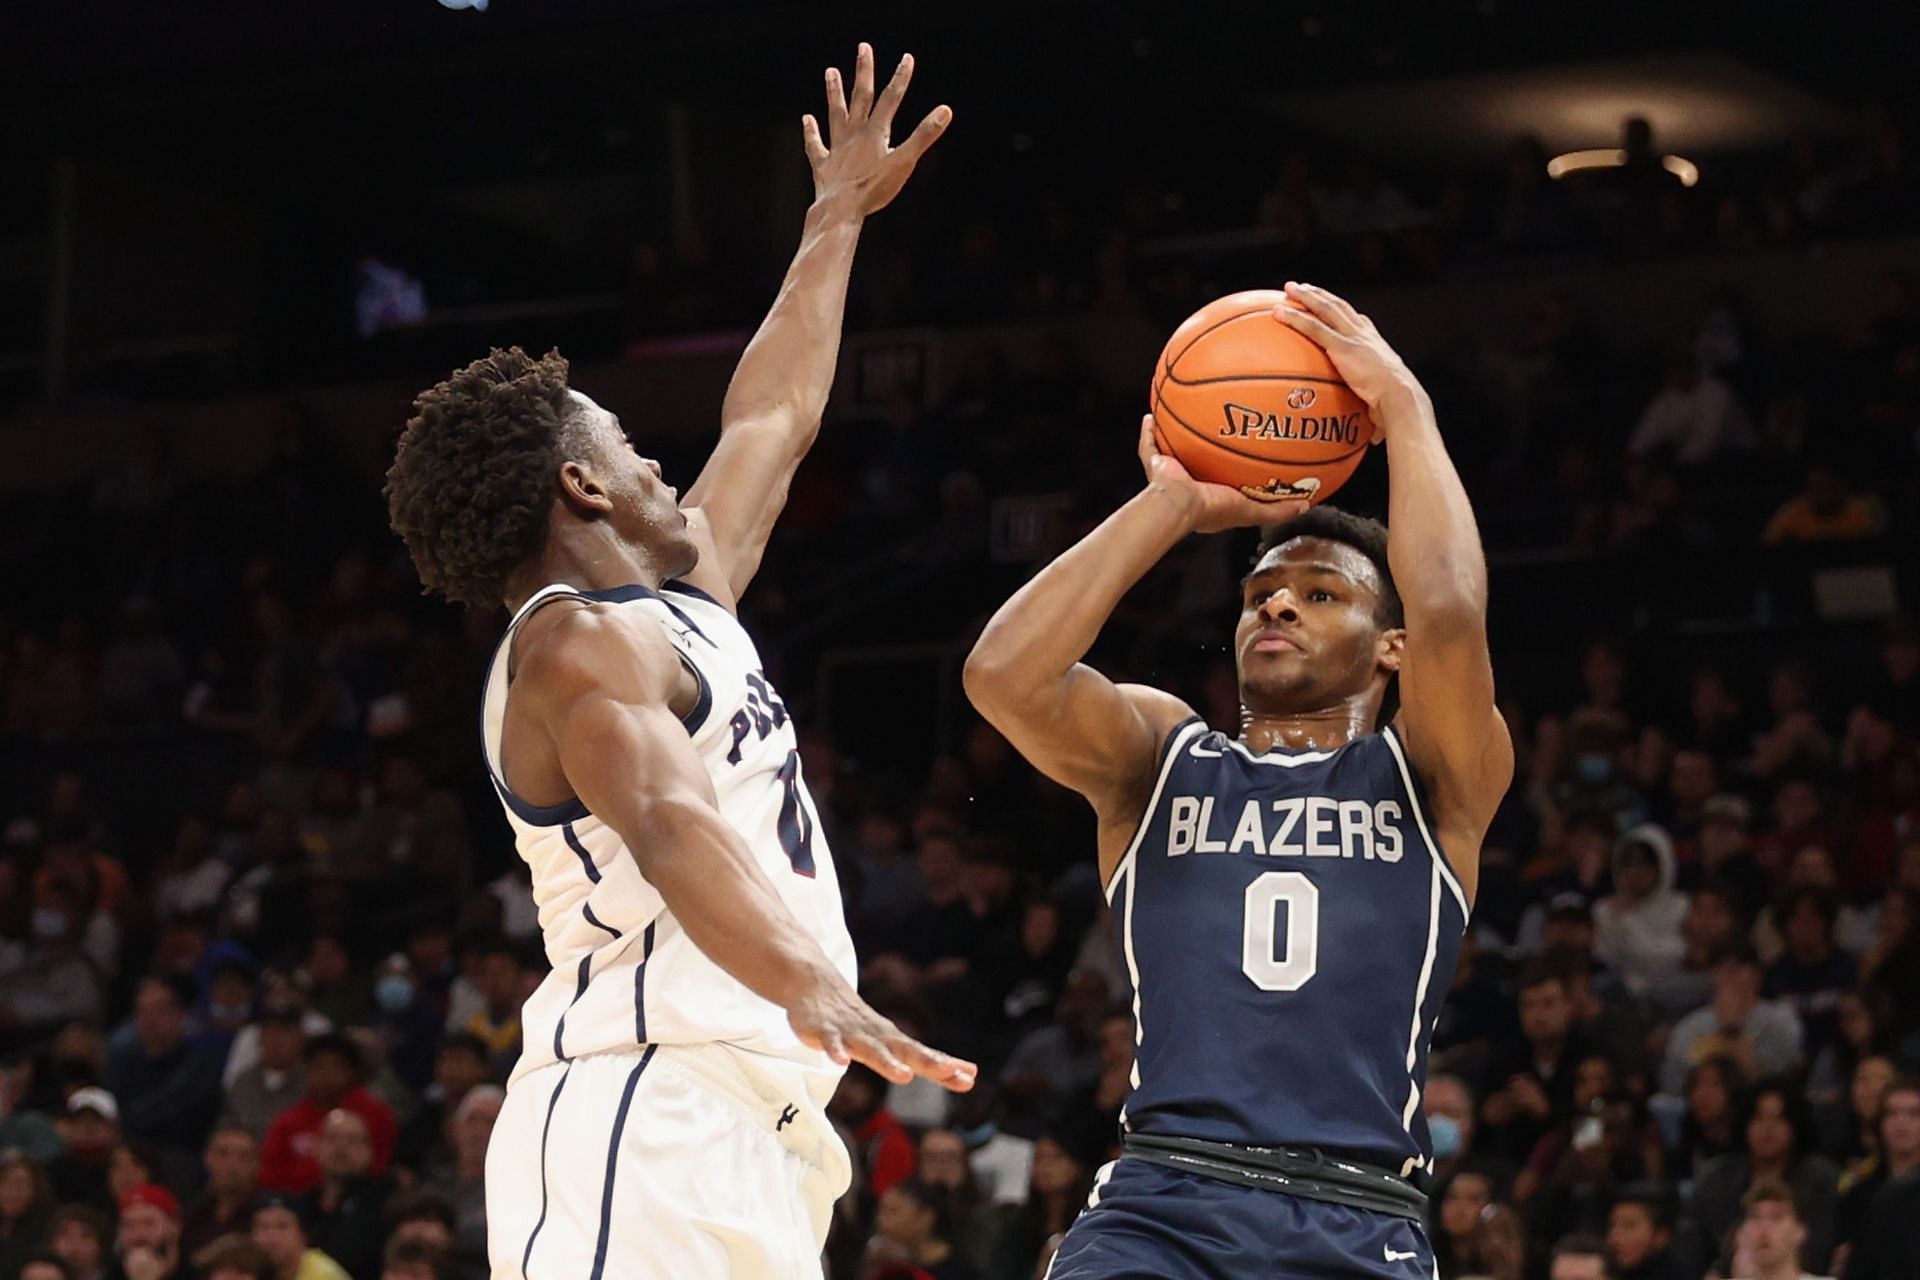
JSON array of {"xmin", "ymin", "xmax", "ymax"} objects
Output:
[
  {"xmin": 258, "ymin": 1085, "xmax": 397, "ymax": 1192},
  {"xmin": 854, "ymin": 1106, "xmax": 917, "ymax": 1200}
]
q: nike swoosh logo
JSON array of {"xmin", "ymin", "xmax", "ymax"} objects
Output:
[
  {"xmin": 1384, "ymin": 1246, "xmax": 1419, "ymax": 1263},
  {"xmin": 1189, "ymin": 742, "xmax": 1224, "ymax": 758}
]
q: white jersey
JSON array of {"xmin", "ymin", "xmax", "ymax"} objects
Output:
[{"xmin": 479, "ymin": 578, "xmax": 856, "ymax": 1188}]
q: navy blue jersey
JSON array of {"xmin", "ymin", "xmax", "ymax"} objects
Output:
[{"xmin": 1110, "ymin": 717, "xmax": 1470, "ymax": 1176}]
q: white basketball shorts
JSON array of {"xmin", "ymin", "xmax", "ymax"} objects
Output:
[{"xmin": 487, "ymin": 1047, "xmax": 836, "ymax": 1280}]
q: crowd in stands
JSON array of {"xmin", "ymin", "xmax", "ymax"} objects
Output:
[{"xmin": 1, "ymin": 95, "xmax": 1918, "ymax": 1280}]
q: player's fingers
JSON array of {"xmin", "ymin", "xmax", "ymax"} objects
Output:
[
  {"xmin": 824, "ymin": 67, "xmax": 849, "ymax": 134},
  {"xmin": 891, "ymin": 1033, "xmax": 979, "ymax": 1093},
  {"xmin": 1274, "ymin": 303, "xmax": 1343, "ymax": 350},
  {"xmin": 1287, "ymin": 280, "xmax": 1363, "ymax": 331},
  {"xmin": 873, "ymin": 51, "xmax": 914, "ymax": 130},
  {"xmin": 893, "ymin": 105, "xmax": 952, "ymax": 165},
  {"xmin": 801, "ymin": 115, "xmax": 828, "ymax": 166},
  {"xmin": 849, "ymin": 42, "xmax": 876, "ymax": 119},
  {"xmin": 848, "ymin": 1032, "xmax": 913, "ymax": 1084}
]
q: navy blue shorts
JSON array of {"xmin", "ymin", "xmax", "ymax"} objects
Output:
[{"xmin": 1045, "ymin": 1158, "xmax": 1435, "ymax": 1280}]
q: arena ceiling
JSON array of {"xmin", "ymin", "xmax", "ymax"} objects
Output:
[{"xmin": 1270, "ymin": 51, "xmax": 1861, "ymax": 165}]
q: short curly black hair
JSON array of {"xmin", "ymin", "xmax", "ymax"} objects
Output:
[
  {"xmin": 385, "ymin": 347, "xmax": 583, "ymax": 605},
  {"xmin": 1250, "ymin": 506, "xmax": 1403, "ymax": 628}
]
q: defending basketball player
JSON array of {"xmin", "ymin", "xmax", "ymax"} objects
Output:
[
  {"xmin": 385, "ymin": 45, "xmax": 973, "ymax": 1280},
  {"xmin": 965, "ymin": 282, "xmax": 1513, "ymax": 1278}
]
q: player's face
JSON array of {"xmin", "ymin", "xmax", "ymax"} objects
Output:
[
  {"xmin": 1235, "ymin": 538, "xmax": 1399, "ymax": 717},
  {"xmin": 568, "ymin": 392, "xmax": 699, "ymax": 580}
]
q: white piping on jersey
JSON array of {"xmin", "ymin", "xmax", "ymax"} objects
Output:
[
  {"xmin": 482, "ymin": 584, "xmax": 588, "ymax": 785},
  {"xmin": 1380, "ymin": 726, "xmax": 1470, "ymax": 918},
  {"xmin": 1400, "ymin": 855, "xmax": 1443, "ymax": 1175},
  {"xmin": 1222, "ymin": 738, "xmax": 1340, "ymax": 767},
  {"xmin": 1121, "ymin": 863, "xmax": 1144, "ymax": 1096},
  {"xmin": 1105, "ymin": 719, "xmax": 1211, "ymax": 905}
]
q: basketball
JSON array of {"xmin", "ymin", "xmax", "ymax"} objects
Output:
[{"xmin": 1149, "ymin": 289, "xmax": 1374, "ymax": 504}]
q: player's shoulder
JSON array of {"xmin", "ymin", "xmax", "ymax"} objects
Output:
[{"xmin": 511, "ymin": 593, "xmax": 682, "ymax": 705}]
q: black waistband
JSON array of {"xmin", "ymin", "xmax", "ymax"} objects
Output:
[{"xmin": 1121, "ymin": 1134, "xmax": 1429, "ymax": 1222}]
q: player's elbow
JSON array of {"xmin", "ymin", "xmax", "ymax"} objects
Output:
[{"xmin": 962, "ymin": 646, "xmax": 1021, "ymax": 716}]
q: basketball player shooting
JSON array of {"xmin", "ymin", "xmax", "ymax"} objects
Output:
[
  {"xmin": 965, "ymin": 282, "xmax": 1513, "ymax": 1278},
  {"xmin": 384, "ymin": 44, "xmax": 973, "ymax": 1280}
]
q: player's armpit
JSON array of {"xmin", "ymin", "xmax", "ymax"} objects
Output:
[{"xmin": 965, "ymin": 657, "xmax": 1189, "ymax": 826}]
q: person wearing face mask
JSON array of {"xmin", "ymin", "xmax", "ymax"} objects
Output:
[
  {"xmin": 0, "ymin": 885, "xmax": 107, "ymax": 1041},
  {"xmin": 1422, "ymin": 1074, "xmax": 1492, "ymax": 1186}
]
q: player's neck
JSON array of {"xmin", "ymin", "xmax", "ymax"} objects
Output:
[
  {"xmin": 1240, "ymin": 704, "xmax": 1372, "ymax": 754},
  {"xmin": 507, "ymin": 525, "xmax": 673, "ymax": 610}
]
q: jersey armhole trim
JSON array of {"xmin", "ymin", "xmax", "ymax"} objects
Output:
[
  {"xmin": 1103, "ymin": 716, "xmax": 1211, "ymax": 904},
  {"xmin": 484, "ymin": 588, "xmax": 713, "ymax": 828},
  {"xmin": 1380, "ymin": 725, "xmax": 1471, "ymax": 918}
]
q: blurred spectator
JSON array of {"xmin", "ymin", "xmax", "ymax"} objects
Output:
[
  {"xmin": 0, "ymin": 1149, "xmax": 55, "ymax": 1279},
  {"xmin": 1836, "ymin": 1090, "xmax": 1920, "ymax": 1279},
  {"xmin": 0, "ymin": 882, "xmax": 108, "ymax": 1037},
  {"xmin": 380, "ymin": 1237, "xmax": 451, "ymax": 1280},
  {"xmin": 249, "ymin": 1193, "xmax": 348, "ymax": 1280},
  {"xmin": 223, "ymin": 1009, "xmax": 309, "ymax": 1141},
  {"xmin": 1761, "ymin": 465, "xmax": 1888, "ymax": 545},
  {"xmin": 1481, "ymin": 963, "xmax": 1596, "ymax": 1162},
  {"xmin": 395, "ymin": 1034, "xmax": 488, "ymax": 1172},
  {"xmin": 303, "ymin": 1108, "xmax": 394, "ymax": 1280},
  {"xmin": 871, "ymin": 1179, "xmax": 976, "ymax": 1280},
  {"xmin": 17, "ymin": 1251, "xmax": 74, "ymax": 1280},
  {"xmin": 110, "ymin": 1183, "xmax": 183, "ymax": 1280},
  {"xmin": 441, "ymin": 939, "xmax": 520, "ymax": 1078},
  {"xmin": 1722, "ymin": 1178, "xmax": 1828, "ymax": 1280},
  {"xmin": 106, "ymin": 975, "xmax": 225, "ymax": 1158},
  {"xmin": 258, "ymin": 1034, "xmax": 397, "ymax": 1194},
  {"xmin": 48, "ymin": 1090, "xmax": 122, "ymax": 1213},
  {"xmin": 832, "ymin": 1066, "xmax": 918, "ymax": 1204},
  {"xmin": 1627, "ymin": 347, "xmax": 1755, "ymax": 467},
  {"xmin": 420, "ymin": 1084, "xmax": 498, "ymax": 1280},
  {"xmin": 1607, "ymin": 1182, "xmax": 1684, "ymax": 1280},
  {"xmin": 1680, "ymin": 1082, "xmax": 1839, "ymax": 1275},
  {"xmin": 192, "ymin": 1236, "xmax": 276, "ymax": 1280},
  {"xmin": 1672, "ymin": 1056, "xmax": 1749, "ymax": 1180},
  {"xmin": 1833, "ymin": 1076, "xmax": 1920, "ymax": 1273},
  {"xmin": 1761, "ymin": 888, "xmax": 1858, "ymax": 1057},
  {"xmin": 48, "ymin": 1205, "xmax": 110, "ymax": 1280},
  {"xmin": 1661, "ymin": 945, "xmax": 1804, "ymax": 1095},
  {"xmin": 181, "ymin": 1125, "xmax": 261, "ymax": 1257},
  {"xmin": 1594, "ymin": 824, "xmax": 1689, "ymax": 1000},
  {"xmin": 1548, "ymin": 1232, "xmax": 1608, "ymax": 1280}
]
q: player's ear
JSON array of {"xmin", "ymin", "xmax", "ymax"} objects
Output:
[
  {"xmin": 557, "ymin": 458, "xmax": 614, "ymax": 516},
  {"xmin": 1377, "ymin": 627, "xmax": 1406, "ymax": 674}
]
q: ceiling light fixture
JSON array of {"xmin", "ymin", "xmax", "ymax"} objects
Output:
[{"xmin": 1547, "ymin": 149, "xmax": 1699, "ymax": 187}]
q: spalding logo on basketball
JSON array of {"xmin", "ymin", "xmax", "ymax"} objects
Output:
[{"xmin": 1149, "ymin": 289, "xmax": 1374, "ymax": 504}]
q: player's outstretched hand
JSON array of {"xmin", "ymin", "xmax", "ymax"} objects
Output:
[
  {"xmin": 803, "ymin": 42, "xmax": 952, "ymax": 218},
  {"xmin": 789, "ymin": 983, "xmax": 977, "ymax": 1092},
  {"xmin": 1273, "ymin": 282, "xmax": 1426, "ymax": 437},
  {"xmin": 1138, "ymin": 414, "xmax": 1306, "ymax": 534}
]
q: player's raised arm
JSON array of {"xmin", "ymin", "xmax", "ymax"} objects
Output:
[
  {"xmin": 680, "ymin": 42, "xmax": 951, "ymax": 608},
  {"xmin": 965, "ymin": 420, "xmax": 1303, "ymax": 879},
  {"xmin": 512, "ymin": 600, "xmax": 974, "ymax": 1092},
  {"xmin": 1277, "ymin": 282, "xmax": 1512, "ymax": 898}
]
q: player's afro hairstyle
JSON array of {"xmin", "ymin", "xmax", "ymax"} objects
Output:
[
  {"xmin": 385, "ymin": 347, "xmax": 582, "ymax": 606},
  {"xmin": 1250, "ymin": 506, "xmax": 1403, "ymax": 629}
]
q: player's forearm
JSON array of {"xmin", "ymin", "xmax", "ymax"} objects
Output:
[
  {"xmin": 1380, "ymin": 386, "xmax": 1487, "ymax": 626},
  {"xmin": 718, "ymin": 202, "xmax": 863, "ymax": 439},
  {"xmin": 966, "ymin": 485, "xmax": 1194, "ymax": 699},
  {"xmin": 619, "ymin": 795, "xmax": 845, "ymax": 1010}
]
